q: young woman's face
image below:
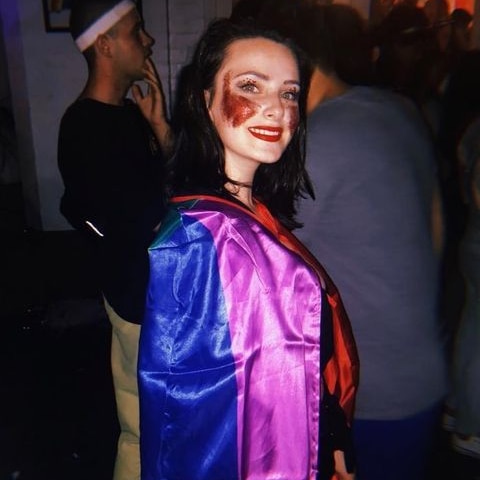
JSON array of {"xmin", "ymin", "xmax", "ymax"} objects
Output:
[{"xmin": 206, "ymin": 37, "xmax": 300, "ymax": 182}]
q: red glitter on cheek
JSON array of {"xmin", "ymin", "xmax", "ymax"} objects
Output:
[
  {"xmin": 221, "ymin": 75, "xmax": 258, "ymax": 127},
  {"xmin": 288, "ymin": 105, "xmax": 300, "ymax": 134}
]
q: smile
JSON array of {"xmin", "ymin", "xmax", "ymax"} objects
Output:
[{"xmin": 248, "ymin": 126, "xmax": 283, "ymax": 142}]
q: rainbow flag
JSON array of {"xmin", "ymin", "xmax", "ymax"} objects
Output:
[{"xmin": 139, "ymin": 196, "xmax": 357, "ymax": 480}]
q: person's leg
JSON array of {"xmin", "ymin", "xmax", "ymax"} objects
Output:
[
  {"xmin": 449, "ymin": 246, "xmax": 480, "ymax": 458},
  {"xmin": 452, "ymin": 248, "xmax": 480, "ymax": 437},
  {"xmin": 353, "ymin": 403, "xmax": 442, "ymax": 480},
  {"xmin": 453, "ymin": 290, "xmax": 480, "ymax": 436},
  {"xmin": 451, "ymin": 279, "xmax": 480, "ymax": 457},
  {"xmin": 104, "ymin": 299, "xmax": 141, "ymax": 480}
]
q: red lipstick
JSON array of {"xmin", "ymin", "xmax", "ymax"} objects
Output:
[{"xmin": 248, "ymin": 126, "xmax": 283, "ymax": 142}]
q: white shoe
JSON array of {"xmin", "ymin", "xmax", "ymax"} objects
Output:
[{"xmin": 452, "ymin": 434, "xmax": 480, "ymax": 459}]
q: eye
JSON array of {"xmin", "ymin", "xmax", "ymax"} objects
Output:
[
  {"xmin": 133, "ymin": 23, "xmax": 144, "ymax": 38},
  {"xmin": 238, "ymin": 80, "xmax": 259, "ymax": 94},
  {"xmin": 282, "ymin": 89, "xmax": 300, "ymax": 102}
]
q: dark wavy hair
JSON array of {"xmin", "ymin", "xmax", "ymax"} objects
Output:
[{"xmin": 170, "ymin": 18, "xmax": 313, "ymax": 229}]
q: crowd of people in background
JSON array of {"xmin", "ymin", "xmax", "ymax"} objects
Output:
[{"xmin": 349, "ymin": 0, "xmax": 480, "ymax": 464}]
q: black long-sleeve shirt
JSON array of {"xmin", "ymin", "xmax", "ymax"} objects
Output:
[{"xmin": 58, "ymin": 98, "xmax": 167, "ymax": 323}]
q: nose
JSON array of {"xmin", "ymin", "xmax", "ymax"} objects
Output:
[{"xmin": 263, "ymin": 94, "xmax": 284, "ymax": 119}]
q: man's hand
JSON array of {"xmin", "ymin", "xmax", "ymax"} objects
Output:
[{"xmin": 132, "ymin": 58, "xmax": 172, "ymax": 153}]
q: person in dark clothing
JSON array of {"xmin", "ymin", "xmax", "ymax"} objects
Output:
[{"xmin": 57, "ymin": 1, "xmax": 170, "ymax": 478}]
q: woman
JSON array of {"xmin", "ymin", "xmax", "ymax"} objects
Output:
[{"xmin": 138, "ymin": 18, "xmax": 358, "ymax": 480}]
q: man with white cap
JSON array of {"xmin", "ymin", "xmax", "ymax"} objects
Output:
[{"xmin": 57, "ymin": 1, "xmax": 170, "ymax": 478}]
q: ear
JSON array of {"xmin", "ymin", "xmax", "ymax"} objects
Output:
[{"xmin": 94, "ymin": 33, "xmax": 113, "ymax": 58}]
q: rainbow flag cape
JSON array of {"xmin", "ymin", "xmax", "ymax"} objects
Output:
[{"xmin": 139, "ymin": 196, "xmax": 358, "ymax": 480}]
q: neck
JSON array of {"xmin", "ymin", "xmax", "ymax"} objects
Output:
[
  {"xmin": 224, "ymin": 161, "xmax": 258, "ymax": 211},
  {"xmin": 80, "ymin": 69, "xmax": 131, "ymax": 105},
  {"xmin": 307, "ymin": 67, "xmax": 349, "ymax": 114},
  {"xmin": 225, "ymin": 182, "xmax": 255, "ymax": 212}
]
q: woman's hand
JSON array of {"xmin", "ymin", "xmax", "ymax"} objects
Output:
[{"xmin": 333, "ymin": 450, "xmax": 355, "ymax": 480}]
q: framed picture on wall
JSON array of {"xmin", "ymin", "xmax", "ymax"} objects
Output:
[
  {"xmin": 42, "ymin": 0, "xmax": 143, "ymax": 33},
  {"xmin": 42, "ymin": 0, "xmax": 72, "ymax": 32}
]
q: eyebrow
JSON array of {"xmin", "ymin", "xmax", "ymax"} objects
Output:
[{"xmin": 233, "ymin": 71, "xmax": 300, "ymax": 87}]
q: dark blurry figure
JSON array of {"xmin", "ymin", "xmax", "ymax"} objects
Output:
[
  {"xmin": 445, "ymin": 110, "xmax": 480, "ymax": 460},
  {"xmin": 450, "ymin": 8, "xmax": 472, "ymax": 49},
  {"xmin": 437, "ymin": 51, "xmax": 480, "ymax": 351},
  {"xmin": 373, "ymin": 3, "xmax": 451, "ymax": 138},
  {"xmin": 373, "ymin": 5, "xmax": 434, "ymax": 100},
  {"xmin": 448, "ymin": 8, "xmax": 473, "ymax": 66},
  {"xmin": 440, "ymin": 51, "xmax": 480, "ymax": 208},
  {"xmin": 423, "ymin": 0, "xmax": 451, "ymax": 52},
  {"xmin": 304, "ymin": 2, "xmax": 375, "ymax": 86}
]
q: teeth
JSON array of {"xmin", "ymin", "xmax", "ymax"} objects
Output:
[{"xmin": 250, "ymin": 128, "xmax": 279, "ymax": 136}]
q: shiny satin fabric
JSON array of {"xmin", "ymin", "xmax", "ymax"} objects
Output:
[
  {"xmin": 185, "ymin": 196, "xmax": 359, "ymax": 422},
  {"xmin": 252, "ymin": 202, "xmax": 358, "ymax": 422},
  {"xmin": 139, "ymin": 198, "xmax": 324, "ymax": 480}
]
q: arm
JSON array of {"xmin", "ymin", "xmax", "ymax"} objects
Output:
[{"xmin": 132, "ymin": 58, "xmax": 173, "ymax": 155}]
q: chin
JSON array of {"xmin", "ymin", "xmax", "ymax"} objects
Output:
[
  {"xmin": 257, "ymin": 155, "xmax": 282, "ymax": 166},
  {"xmin": 257, "ymin": 149, "xmax": 285, "ymax": 165}
]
